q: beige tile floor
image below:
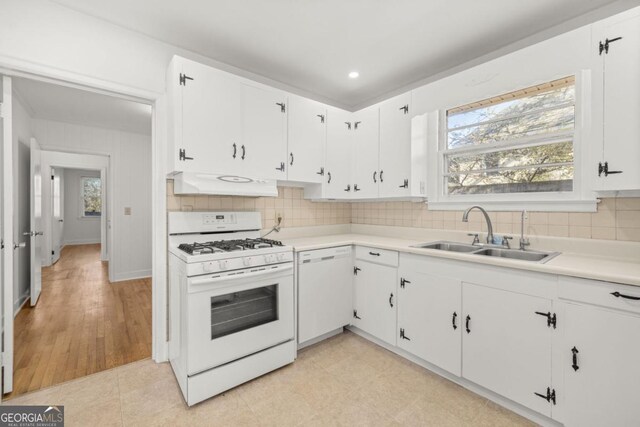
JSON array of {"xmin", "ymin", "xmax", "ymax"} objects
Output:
[{"xmin": 3, "ymin": 331, "xmax": 536, "ymax": 426}]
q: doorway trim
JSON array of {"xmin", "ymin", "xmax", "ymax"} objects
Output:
[{"xmin": 0, "ymin": 60, "xmax": 167, "ymax": 370}]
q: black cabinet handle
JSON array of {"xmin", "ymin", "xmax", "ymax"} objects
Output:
[
  {"xmin": 373, "ymin": 171, "xmax": 377, "ymax": 183},
  {"xmin": 452, "ymin": 312, "xmax": 458, "ymax": 330},
  {"xmin": 465, "ymin": 315, "xmax": 471, "ymax": 333},
  {"xmin": 610, "ymin": 291, "xmax": 640, "ymax": 301},
  {"xmin": 289, "ymin": 152, "xmax": 294, "ymax": 166},
  {"xmin": 369, "ymin": 252, "xmax": 380, "ymax": 256},
  {"xmin": 327, "ymin": 172, "xmax": 331, "ymax": 184},
  {"xmin": 232, "ymin": 143, "xmax": 237, "ymax": 159},
  {"xmin": 241, "ymin": 145, "xmax": 246, "ymax": 160},
  {"xmin": 571, "ymin": 346, "xmax": 579, "ymax": 372},
  {"xmin": 389, "ymin": 293, "xmax": 394, "ymax": 308},
  {"xmin": 380, "ymin": 170, "xmax": 384, "ymax": 182},
  {"xmin": 316, "ymin": 167, "xmax": 324, "ymax": 176}
]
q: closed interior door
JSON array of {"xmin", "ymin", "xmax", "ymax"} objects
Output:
[
  {"xmin": 29, "ymin": 139, "xmax": 43, "ymax": 305},
  {"xmin": 50, "ymin": 167, "xmax": 63, "ymax": 264}
]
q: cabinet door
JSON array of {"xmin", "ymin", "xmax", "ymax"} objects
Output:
[
  {"xmin": 351, "ymin": 107, "xmax": 379, "ymax": 199},
  {"xmin": 353, "ymin": 261, "xmax": 397, "ymax": 346},
  {"xmin": 563, "ymin": 303, "xmax": 640, "ymax": 427},
  {"xmin": 325, "ymin": 109, "xmax": 353, "ymax": 199},
  {"xmin": 463, "ymin": 283, "xmax": 553, "ymax": 417},
  {"xmin": 397, "ymin": 271, "xmax": 461, "ymax": 376},
  {"xmin": 601, "ymin": 11, "xmax": 640, "ymax": 191},
  {"xmin": 180, "ymin": 60, "xmax": 242, "ymax": 174},
  {"xmin": 379, "ymin": 92, "xmax": 412, "ymax": 197},
  {"xmin": 241, "ymin": 84, "xmax": 288, "ymax": 180},
  {"xmin": 288, "ymin": 96, "xmax": 326, "ymax": 183}
]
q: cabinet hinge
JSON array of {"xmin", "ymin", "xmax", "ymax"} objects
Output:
[
  {"xmin": 399, "ymin": 105, "xmax": 409, "ymax": 114},
  {"xmin": 354, "ymin": 121, "xmax": 361, "ymax": 130},
  {"xmin": 353, "ymin": 266, "xmax": 361, "ymax": 275},
  {"xmin": 534, "ymin": 387, "xmax": 556, "ymax": 405},
  {"xmin": 179, "ymin": 149, "xmax": 194, "ymax": 161},
  {"xmin": 598, "ymin": 161, "xmax": 623, "ymax": 177},
  {"xmin": 399, "ymin": 179, "xmax": 409, "ymax": 189},
  {"xmin": 400, "ymin": 328, "xmax": 411, "ymax": 341},
  {"xmin": 51, "ymin": 175, "xmax": 55, "ymax": 180},
  {"xmin": 599, "ymin": 36, "xmax": 622, "ymax": 55},
  {"xmin": 344, "ymin": 122, "xmax": 352, "ymax": 130},
  {"xmin": 276, "ymin": 102, "xmax": 286, "ymax": 113},
  {"xmin": 353, "ymin": 309, "xmax": 361, "ymax": 320},
  {"xmin": 317, "ymin": 114, "xmax": 325, "ymax": 123},
  {"xmin": 52, "ymin": 250, "xmax": 55, "ymax": 256},
  {"xmin": 534, "ymin": 311, "xmax": 557, "ymax": 329},
  {"xmin": 179, "ymin": 73, "xmax": 194, "ymax": 86},
  {"xmin": 400, "ymin": 278, "xmax": 410, "ymax": 288}
]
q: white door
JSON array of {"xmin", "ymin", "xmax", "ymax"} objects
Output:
[
  {"xmin": 325, "ymin": 109, "xmax": 353, "ymax": 199},
  {"xmin": 241, "ymin": 84, "xmax": 287, "ymax": 180},
  {"xmin": 379, "ymin": 92, "xmax": 412, "ymax": 197},
  {"xmin": 180, "ymin": 60, "xmax": 243, "ymax": 175},
  {"xmin": 351, "ymin": 107, "xmax": 379, "ymax": 199},
  {"xmin": 600, "ymin": 11, "xmax": 640, "ymax": 191},
  {"xmin": 462, "ymin": 282, "xmax": 553, "ymax": 416},
  {"xmin": 563, "ymin": 303, "xmax": 640, "ymax": 427},
  {"xmin": 1, "ymin": 75, "xmax": 14, "ymax": 394},
  {"xmin": 29, "ymin": 139, "xmax": 43, "ymax": 305},
  {"xmin": 353, "ymin": 261, "xmax": 397, "ymax": 346},
  {"xmin": 287, "ymin": 96, "xmax": 326, "ymax": 183},
  {"xmin": 50, "ymin": 167, "xmax": 63, "ymax": 265},
  {"xmin": 398, "ymin": 270, "xmax": 462, "ymax": 376}
]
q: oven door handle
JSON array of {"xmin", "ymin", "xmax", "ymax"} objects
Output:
[{"xmin": 189, "ymin": 264, "xmax": 293, "ymax": 286}]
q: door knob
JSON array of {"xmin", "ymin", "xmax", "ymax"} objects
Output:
[
  {"xmin": 23, "ymin": 231, "xmax": 34, "ymax": 237},
  {"xmin": 36, "ymin": 231, "xmax": 44, "ymax": 236},
  {"xmin": 58, "ymin": 219, "xmax": 64, "ymax": 223},
  {"xmin": 13, "ymin": 242, "xmax": 26, "ymax": 250}
]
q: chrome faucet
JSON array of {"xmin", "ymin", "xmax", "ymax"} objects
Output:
[
  {"xmin": 462, "ymin": 206, "xmax": 494, "ymax": 244},
  {"xmin": 519, "ymin": 210, "xmax": 530, "ymax": 251}
]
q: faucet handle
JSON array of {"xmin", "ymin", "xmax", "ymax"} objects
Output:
[
  {"xmin": 467, "ymin": 233, "xmax": 480, "ymax": 245},
  {"xmin": 501, "ymin": 235, "xmax": 513, "ymax": 249}
]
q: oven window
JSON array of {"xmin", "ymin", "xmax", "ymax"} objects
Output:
[{"xmin": 210, "ymin": 284, "xmax": 279, "ymax": 340}]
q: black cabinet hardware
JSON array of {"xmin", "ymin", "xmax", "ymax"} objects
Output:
[
  {"xmin": 317, "ymin": 167, "xmax": 325, "ymax": 176},
  {"xmin": 399, "ymin": 179, "xmax": 409, "ymax": 189},
  {"xmin": 317, "ymin": 114, "xmax": 325, "ymax": 123},
  {"xmin": 400, "ymin": 278, "xmax": 411, "ymax": 288},
  {"xmin": 610, "ymin": 291, "xmax": 640, "ymax": 301},
  {"xmin": 599, "ymin": 36, "xmax": 622, "ymax": 55},
  {"xmin": 373, "ymin": 171, "xmax": 377, "ymax": 183},
  {"xmin": 452, "ymin": 312, "xmax": 458, "ymax": 330},
  {"xmin": 178, "ymin": 149, "xmax": 193, "ymax": 161},
  {"xmin": 276, "ymin": 102, "xmax": 286, "ymax": 113},
  {"xmin": 345, "ymin": 122, "xmax": 352, "ymax": 130},
  {"xmin": 289, "ymin": 152, "xmax": 294, "ymax": 166},
  {"xmin": 465, "ymin": 315, "xmax": 471, "ymax": 333},
  {"xmin": 535, "ymin": 311, "xmax": 557, "ymax": 328},
  {"xmin": 344, "ymin": 184, "xmax": 351, "ymax": 192},
  {"xmin": 379, "ymin": 170, "xmax": 384, "ymax": 182},
  {"xmin": 276, "ymin": 162, "xmax": 285, "ymax": 172},
  {"xmin": 400, "ymin": 328, "xmax": 411, "ymax": 340},
  {"xmin": 353, "ymin": 310, "xmax": 361, "ymax": 320},
  {"xmin": 241, "ymin": 145, "xmax": 246, "ymax": 160},
  {"xmin": 354, "ymin": 184, "xmax": 361, "ymax": 192},
  {"xmin": 232, "ymin": 143, "xmax": 237, "ymax": 159},
  {"xmin": 327, "ymin": 172, "xmax": 331, "ymax": 184},
  {"xmin": 571, "ymin": 347, "xmax": 580, "ymax": 372},
  {"xmin": 369, "ymin": 251, "xmax": 380, "ymax": 256},
  {"xmin": 599, "ymin": 161, "xmax": 623, "ymax": 177},
  {"xmin": 534, "ymin": 387, "xmax": 556, "ymax": 405},
  {"xmin": 354, "ymin": 121, "xmax": 361, "ymax": 130},
  {"xmin": 179, "ymin": 73, "xmax": 193, "ymax": 85},
  {"xmin": 389, "ymin": 293, "xmax": 394, "ymax": 308},
  {"xmin": 399, "ymin": 105, "xmax": 409, "ymax": 114},
  {"xmin": 353, "ymin": 266, "xmax": 361, "ymax": 275}
]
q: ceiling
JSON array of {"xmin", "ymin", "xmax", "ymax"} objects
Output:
[
  {"xmin": 52, "ymin": 0, "xmax": 627, "ymax": 108},
  {"xmin": 13, "ymin": 77, "xmax": 152, "ymax": 135}
]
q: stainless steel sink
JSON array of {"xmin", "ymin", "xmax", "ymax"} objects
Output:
[
  {"xmin": 473, "ymin": 247, "xmax": 560, "ymax": 263},
  {"xmin": 412, "ymin": 241, "xmax": 479, "ymax": 253}
]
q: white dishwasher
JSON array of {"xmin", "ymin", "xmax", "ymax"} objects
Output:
[{"xmin": 297, "ymin": 246, "xmax": 353, "ymax": 347}]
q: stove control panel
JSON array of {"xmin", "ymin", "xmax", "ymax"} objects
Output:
[
  {"xmin": 185, "ymin": 250, "xmax": 294, "ymax": 277},
  {"xmin": 202, "ymin": 214, "xmax": 236, "ymax": 225}
]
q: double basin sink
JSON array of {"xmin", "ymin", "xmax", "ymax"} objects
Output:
[{"xmin": 412, "ymin": 241, "xmax": 560, "ymax": 263}]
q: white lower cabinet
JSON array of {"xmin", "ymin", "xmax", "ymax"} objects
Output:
[
  {"xmin": 397, "ymin": 267, "xmax": 461, "ymax": 376},
  {"xmin": 462, "ymin": 282, "xmax": 554, "ymax": 417},
  {"xmin": 562, "ymin": 302, "xmax": 640, "ymax": 427},
  {"xmin": 353, "ymin": 258, "xmax": 398, "ymax": 347}
]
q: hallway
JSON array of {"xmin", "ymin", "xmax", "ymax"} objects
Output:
[{"xmin": 9, "ymin": 244, "xmax": 152, "ymax": 397}]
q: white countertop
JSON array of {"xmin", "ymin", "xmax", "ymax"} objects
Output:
[{"xmin": 282, "ymin": 233, "xmax": 640, "ymax": 287}]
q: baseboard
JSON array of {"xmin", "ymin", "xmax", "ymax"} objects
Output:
[
  {"xmin": 63, "ymin": 239, "xmax": 101, "ymax": 246},
  {"xmin": 13, "ymin": 291, "xmax": 30, "ymax": 316},
  {"xmin": 111, "ymin": 269, "xmax": 152, "ymax": 282}
]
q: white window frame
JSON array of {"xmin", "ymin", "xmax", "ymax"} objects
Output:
[
  {"xmin": 427, "ymin": 70, "xmax": 596, "ymax": 212},
  {"xmin": 80, "ymin": 175, "xmax": 102, "ymax": 219}
]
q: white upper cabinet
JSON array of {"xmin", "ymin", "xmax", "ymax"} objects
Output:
[
  {"xmin": 379, "ymin": 92, "xmax": 412, "ymax": 197},
  {"xmin": 324, "ymin": 108, "xmax": 353, "ymax": 199},
  {"xmin": 351, "ymin": 107, "xmax": 380, "ymax": 199},
  {"xmin": 167, "ymin": 56, "xmax": 243, "ymax": 175},
  {"xmin": 241, "ymin": 84, "xmax": 288, "ymax": 180},
  {"xmin": 595, "ymin": 9, "xmax": 640, "ymax": 191},
  {"xmin": 287, "ymin": 96, "xmax": 326, "ymax": 183}
]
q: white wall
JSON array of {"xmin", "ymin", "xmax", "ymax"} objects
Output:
[
  {"xmin": 62, "ymin": 168, "xmax": 101, "ymax": 245},
  {"xmin": 34, "ymin": 120, "xmax": 152, "ymax": 282},
  {"xmin": 12, "ymin": 95, "xmax": 32, "ymax": 314}
]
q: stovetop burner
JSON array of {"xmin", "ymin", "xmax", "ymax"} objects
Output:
[{"xmin": 178, "ymin": 238, "xmax": 284, "ymax": 255}]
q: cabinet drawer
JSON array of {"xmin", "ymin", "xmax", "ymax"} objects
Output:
[
  {"xmin": 559, "ymin": 277, "xmax": 640, "ymax": 315},
  {"xmin": 355, "ymin": 246, "xmax": 398, "ymax": 267}
]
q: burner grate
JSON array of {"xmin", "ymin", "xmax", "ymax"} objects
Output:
[{"xmin": 178, "ymin": 238, "xmax": 284, "ymax": 255}]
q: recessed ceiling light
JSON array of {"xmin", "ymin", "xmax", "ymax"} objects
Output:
[{"xmin": 348, "ymin": 71, "xmax": 360, "ymax": 79}]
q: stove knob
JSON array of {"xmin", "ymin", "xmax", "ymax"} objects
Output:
[
  {"xmin": 264, "ymin": 254, "xmax": 275, "ymax": 263},
  {"xmin": 276, "ymin": 253, "xmax": 287, "ymax": 262},
  {"xmin": 243, "ymin": 257, "xmax": 253, "ymax": 266},
  {"xmin": 203, "ymin": 262, "xmax": 216, "ymax": 272},
  {"xmin": 218, "ymin": 260, "xmax": 229, "ymax": 270}
]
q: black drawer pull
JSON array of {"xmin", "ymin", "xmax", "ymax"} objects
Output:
[
  {"xmin": 389, "ymin": 293, "xmax": 394, "ymax": 308},
  {"xmin": 571, "ymin": 346, "xmax": 579, "ymax": 372},
  {"xmin": 465, "ymin": 315, "xmax": 471, "ymax": 333},
  {"xmin": 610, "ymin": 291, "xmax": 640, "ymax": 301},
  {"xmin": 369, "ymin": 252, "xmax": 380, "ymax": 256},
  {"xmin": 452, "ymin": 312, "xmax": 458, "ymax": 330}
]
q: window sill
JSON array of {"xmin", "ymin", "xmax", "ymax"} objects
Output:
[{"xmin": 426, "ymin": 199, "xmax": 597, "ymax": 212}]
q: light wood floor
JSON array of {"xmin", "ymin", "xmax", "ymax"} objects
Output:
[{"xmin": 8, "ymin": 244, "xmax": 152, "ymax": 398}]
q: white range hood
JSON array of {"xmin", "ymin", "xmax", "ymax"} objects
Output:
[{"xmin": 172, "ymin": 172, "xmax": 279, "ymax": 197}]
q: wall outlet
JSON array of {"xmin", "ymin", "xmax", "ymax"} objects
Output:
[
  {"xmin": 275, "ymin": 212, "xmax": 284, "ymax": 227},
  {"xmin": 124, "ymin": 207, "xmax": 132, "ymax": 215}
]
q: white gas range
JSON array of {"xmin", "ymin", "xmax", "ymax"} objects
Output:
[{"xmin": 167, "ymin": 211, "xmax": 295, "ymax": 406}]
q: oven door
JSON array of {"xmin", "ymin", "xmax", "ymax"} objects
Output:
[{"xmin": 186, "ymin": 263, "xmax": 294, "ymax": 375}]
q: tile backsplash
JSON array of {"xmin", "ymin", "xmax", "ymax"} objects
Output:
[{"xmin": 167, "ymin": 181, "xmax": 640, "ymax": 242}]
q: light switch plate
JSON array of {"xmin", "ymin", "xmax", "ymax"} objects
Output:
[{"xmin": 124, "ymin": 207, "xmax": 132, "ymax": 215}]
